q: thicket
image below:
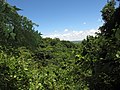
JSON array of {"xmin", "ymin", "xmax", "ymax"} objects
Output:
[{"xmin": 0, "ymin": 0, "xmax": 120, "ymax": 90}]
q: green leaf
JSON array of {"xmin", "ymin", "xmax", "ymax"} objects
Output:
[
  {"xmin": 115, "ymin": 28, "xmax": 120, "ymax": 39},
  {"xmin": 13, "ymin": 6, "xmax": 21, "ymax": 11},
  {"xmin": 10, "ymin": 32, "xmax": 16, "ymax": 40},
  {"xmin": 0, "ymin": 4, "xmax": 5, "ymax": 13}
]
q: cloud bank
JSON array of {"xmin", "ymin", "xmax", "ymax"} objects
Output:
[{"xmin": 43, "ymin": 29, "xmax": 98, "ymax": 41}]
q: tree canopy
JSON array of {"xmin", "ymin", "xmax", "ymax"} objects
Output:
[{"xmin": 0, "ymin": 0, "xmax": 120, "ymax": 90}]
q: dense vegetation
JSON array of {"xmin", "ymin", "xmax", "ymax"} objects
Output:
[{"xmin": 0, "ymin": 0, "xmax": 120, "ymax": 89}]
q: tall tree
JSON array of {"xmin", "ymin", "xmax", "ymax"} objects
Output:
[{"xmin": 0, "ymin": 0, "xmax": 42, "ymax": 50}]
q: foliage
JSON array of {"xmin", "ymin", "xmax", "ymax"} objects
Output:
[
  {"xmin": 0, "ymin": 47, "xmax": 39, "ymax": 89},
  {"xmin": 0, "ymin": 0, "xmax": 42, "ymax": 50},
  {"xmin": 0, "ymin": 0, "xmax": 120, "ymax": 90},
  {"xmin": 74, "ymin": 0, "xmax": 120, "ymax": 90}
]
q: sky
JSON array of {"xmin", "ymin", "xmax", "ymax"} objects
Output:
[{"xmin": 7, "ymin": 0, "xmax": 106, "ymax": 41}]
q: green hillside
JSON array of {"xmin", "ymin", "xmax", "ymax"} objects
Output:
[{"xmin": 71, "ymin": 41, "xmax": 81, "ymax": 44}]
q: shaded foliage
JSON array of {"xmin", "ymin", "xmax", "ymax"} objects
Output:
[
  {"xmin": 1, "ymin": 0, "xmax": 120, "ymax": 90},
  {"xmin": 74, "ymin": 0, "xmax": 120, "ymax": 90}
]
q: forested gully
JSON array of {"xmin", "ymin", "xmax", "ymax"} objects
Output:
[{"xmin": 0, "ymin": 0, "xmax": 120, "ymax": 89}]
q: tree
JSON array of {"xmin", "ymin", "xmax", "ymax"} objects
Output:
[
  {"xmin": 0, "ymin": 1, "xmax": 42, "ymax": 51},
  {"xmin": 75, "ymin": 0, "xmax": 120, "ymax": 89}
]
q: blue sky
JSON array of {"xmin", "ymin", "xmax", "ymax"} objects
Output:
[{"xmin": 7, "ymin": 0, "xmax": 106, "ymax": 41}]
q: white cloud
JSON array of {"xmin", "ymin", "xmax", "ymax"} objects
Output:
[
  {"xmin": 83, "ymin": 22, "xmax": 86, "ymax": 25},
  {"xmin": 64, "ymin": 29, "xmax": 69, "ymax": 32},
  {"xmin": 43, "ymin": 29, "xmax": 98, "ymax": 41}
]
